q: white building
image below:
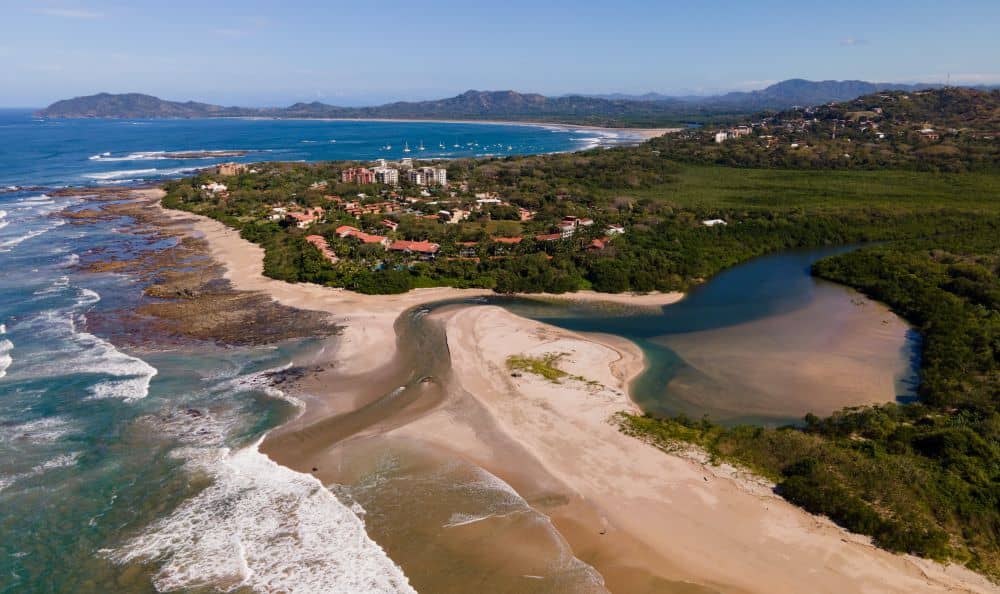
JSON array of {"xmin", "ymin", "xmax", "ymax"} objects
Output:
[
  {"xmin": 702, "ymin": 219, "xmax": 727, "ymax": 227},
  {"xmin": 418, "ymin": 166, "xmax": 447, "ymax": 187},
  {"xmin": 200, "ymin": 182, "xmax": 228, "ymax": 194},
  {"xmin": 373, "ymin": 167, "xmax": 399, "ymax": 186},
  {"xmin": 714, "ymin": 132, "xmax": 728, "ymax": 143},
  {"xmin": 406, "ymin": 169, "xmax": 426, "ymax": 185}
]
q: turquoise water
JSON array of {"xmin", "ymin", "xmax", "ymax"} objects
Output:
[
  {"xmin": 0, "ymin": 112, "xmax": 606, "ymax": 593},
  {"xmin": 0, "ymin": 108, "xmax": 625, "ymax": 188},
  {"xmin": 0, "ymin": 110, "xmax": 919, "ymax": 592}
]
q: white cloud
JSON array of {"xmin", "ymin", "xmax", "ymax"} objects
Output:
[
  {"xmin": 839, "ymin": 37, "xmax": 870, "ymax": 47},
  {"xmin": 40, "ymin": 8, "xmax": 104, "ymax": 19}
]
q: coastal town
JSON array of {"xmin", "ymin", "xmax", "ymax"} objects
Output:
[{"xmin": 192, "ymin": 157, "xmax": 635, "ymax": 274}]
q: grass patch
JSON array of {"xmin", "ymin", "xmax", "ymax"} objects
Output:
[{"xmin": 506, "ymin": 353, "xmax": 569, "ymax": 382}]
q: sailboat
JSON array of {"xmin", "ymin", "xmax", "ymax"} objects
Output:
[
  {"xmin": 418, "ymin": 141, "xmax": 425, "ymax": 151},
  {"xmin": 403, "ymin": 141, "xmax": 411, "ymax": 153}
]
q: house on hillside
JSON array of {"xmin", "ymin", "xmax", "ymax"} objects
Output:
[
  {"xmin": 388, "ymin": 240, "xmax": 440, "ymax": 259},
  {"xmin": 305, "ymin": 235, "xmax": 338, "ymax": 264},
  {"xmin": 288, "ymin": 212, "xmax": 316, "ymax": 229},
  {"xmin": 335, "ymin": 225, "xmax": 390, "ymax": 247}
]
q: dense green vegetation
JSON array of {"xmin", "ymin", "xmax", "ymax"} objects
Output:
[
  {"xmin": 656, "ymin": 88, "xmax": 1000, "ymax": 172},
  {"xmin": 161, "ymin": 87, "xmax": 1000, "ymax": 579},
  {"xmin": 163, "ymin": 153, "xmax": 1000, "ymax": 296},
  {"xmin": 620, "ymin": 231, "xmax": 1000, "ymax": 578}
]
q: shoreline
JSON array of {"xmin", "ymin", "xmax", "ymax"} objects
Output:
[
  {"xmin": 152, "ymin": 191, "xmax": 997, "ymax": 593},
  {"xmin": 398, "ymin": 305, "xmax": 995, "ymax": 594},
  {"xmin": 124, "ymin": 114, "xmax": 681, "ymax": 140},
  {"xmin": 246, "ymin": 116, "xmax": 680, "ymax": 140}
]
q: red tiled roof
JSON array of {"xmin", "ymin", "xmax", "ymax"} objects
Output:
[
  {"xmin": 491, "ymin": 236, "xmax": 523, "ymax": 244},
  {"xmin": 305, "ymin": 235, "xmax": 338, "ymax": 262},
  {"xmin": 389, "ymin": 239, "xmax": 440, "ymax": 254},
  {"xmin": 535, "ymin": 233, "xmax": 563, "ymax": 242},
  {"xmin": 356, "ymin": 232, "xmax": 388, "ymax": 244},
  {"xmin": 588, "ymin": 237, "xmax": 610, "ymax": 250}
]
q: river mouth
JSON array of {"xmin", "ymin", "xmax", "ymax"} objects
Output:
[
  {"xmin": 492, "ymin": 246, "xmax": 920, "ymax": 425},
  {"xmin": 254, "ymin": 244, "xmax": 920, "ymax": 592}
]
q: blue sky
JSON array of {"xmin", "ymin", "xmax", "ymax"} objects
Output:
[{"xmin": 1, "ymin": 0, "xmax": 998, "ymax": 107}]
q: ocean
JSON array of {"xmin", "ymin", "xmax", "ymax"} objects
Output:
[{"xmin": 0, "ymin": 109, "xmax": 614, "ymax": 593}]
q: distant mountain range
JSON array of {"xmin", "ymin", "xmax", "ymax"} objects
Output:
[
  {"xmin": 584, "ymin": 79, "xmax": 943, "ymax": 106},
  {"xmin": 36, "ymin": 79, "xmax": 985, "ymax": 126}
]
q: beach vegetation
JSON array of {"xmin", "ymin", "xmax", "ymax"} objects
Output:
[
  {"xmin": 160, "ymin": 87, "xmax": 1000, "ymax": 578},
  {"xmin": 620, "ymin": 232, "xmax": 1000, "ymax": 578},
  {"xmin": 507, "ymin": 353, "xmax": 569, "ymax": 382}
]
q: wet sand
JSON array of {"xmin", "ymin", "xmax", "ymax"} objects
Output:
[
  {"xmin": 657, "ymin": 281, "xmax": 919, "ymax": 421},
  {"xmin": 156, "ymin": 192, "xmax": 998, "ymax": 594}
]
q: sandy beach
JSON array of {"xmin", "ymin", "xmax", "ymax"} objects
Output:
[
  {"xmin": 154, "ymin": 191, "xmax": 998, "ymax": 594},
  {"xmin": 517, "ymin": 290, "xmax": 685, "ymax": 307},
  {"xmin": 240, "ymin": 116, "xmax": 680, "ymax": 141}
]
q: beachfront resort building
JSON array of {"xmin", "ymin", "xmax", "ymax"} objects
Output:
[
  {"xmin": 342, "ymin": 167, "xmax": 376, "ymax": 185},
  {"xmin": 388, "ymin": 239, "xmax": 440, "ymax": 259},
  {"xmin": 407, "ymin": 166, "xmax": 447, "ymax": 187},
  {"xmin": 216, "ymin": 162, "xmax": 248, "ymax": 176},
  {"xmin": 335, "ymin": 225, "xmax": 391, "ymax": 247},
  {"xmin": 305, "ymin": 235, "xmax": 338, "ymax": 264},
  {"xmin": 373, "ymin": 166, "xmax": 399, "ymax": 185}
]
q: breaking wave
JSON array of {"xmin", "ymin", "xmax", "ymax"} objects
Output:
[
  {"xmin": 0, "ymin": 452, "xmax": 82, "ymax": 492},
  {"xmin": 88, "ymin": 149, "xmax": 249, "ymax": 162},
  {"xmin": 0, "ymin": 338, "xmax": 12, "ymax": 379},
  {"xmin": 16, "ymin": 285, "xmax": 156, "ymax": 401},
  {"xmin": 78, "ymin": 329, "xmax": 158, "ymax": 401},
  {"xmin": 0, "ymin": 219, "xmax": 65, "ymax": 252},
  {"xmin": 0, "ymin": 416, "xmax": 75, "ymax": 443},
  {"xmin": 110, "ymin": 438, "xmax": 416, "ymax": 594},
  {"xmin": 82, "ymin": 167, "xmax": 201, "ymax": 183}
]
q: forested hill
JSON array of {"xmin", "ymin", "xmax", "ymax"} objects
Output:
[
  {"xmin": 35, "ymin": 79, "xmax": 966, "ymax": 126},
  {"xmin": 34, "ymin": 91, "xmax": 694, "ymax": 126},
  {"xmin": 656, "ymin": 87, "xmax": 1000, "ymax": 171}
]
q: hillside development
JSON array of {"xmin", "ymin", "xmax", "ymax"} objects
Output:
[
  {"xmin": 162, "ymin": 88, "xmax": 1000, "ymax": 581},
  {"xmin": 659, "ymin": 87, "xmax": 1000, "ymax": 171}
]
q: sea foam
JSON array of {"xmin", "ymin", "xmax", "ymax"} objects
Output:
[
  {"xmin": 88, "ymin": 149, "xmax": 244, "ymax": 162},
  {"xmin": 0, "ymin": 416, "xmax": 74, "ymax": 443},
  {"xmin": 0, "ymin": 338, "xmax": 13, "ymax": 379},
  {"xmin": 0, "ymin": 451, "xmax": 81, "ymax": 492},
  {"xmin": 0, "ymin": 220, "xmax": 65, "ymax": 251},
  {"xmin": 78, "ymin": 329, "xmax": 158, "ymax": 401},
  {"xmin": 18, "ymin": 291, "xmax": 157, "ymax": 401},
  {"xmin": 82, "ymin": 167, "xmax": 200, "ymax": 184},
  {"xmin": 111, "ymin": 439, "xmax": 416, "ymax": 594}
]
